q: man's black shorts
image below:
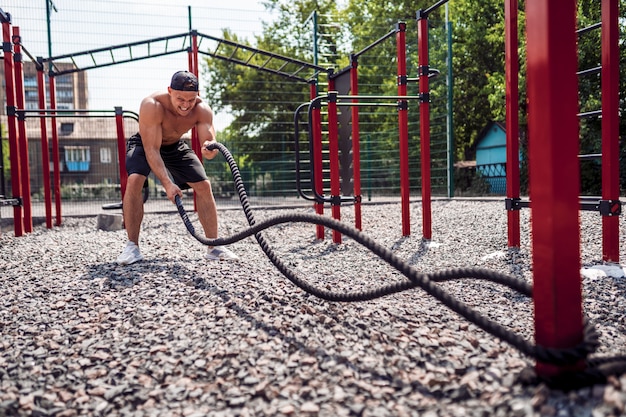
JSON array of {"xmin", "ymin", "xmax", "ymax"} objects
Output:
[{"xmin": 125, "ymin": 133, "xmax": 208, "ymax": 188}]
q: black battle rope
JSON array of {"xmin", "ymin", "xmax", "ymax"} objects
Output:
[{"xmin": 173, "ymin": 142, "xmax": 626, "ymax": 390}]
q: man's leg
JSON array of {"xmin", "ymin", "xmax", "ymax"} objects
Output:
[
  {"xmin": 189, "ymin": 180, "xmax": 238, "ymax": 261},
  {"xmin": 190, "ymin": 179, "xmax": 218, "ymax": 239},
  {"xmin": 123, "ymin": 173, "xmax": 147, "ymax": 244}
]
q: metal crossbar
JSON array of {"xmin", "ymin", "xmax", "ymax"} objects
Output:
[
  {"xmin": 36, "ymin": 30, "xmax": 328, "ymax": 83},
  {"xmin": 42, "ymin": 32, "xmax": 191, "ymax": 76},
  {"xmin": 196, "ymin": 32, "xmax": 327, "ymax": 82}
]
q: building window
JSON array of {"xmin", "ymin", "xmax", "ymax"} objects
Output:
[
  {"xmin": 60, "ymin": 123, "xmax": 74, "ymax": 135},
  {"xmin": 23, "ymin": 77, "xmax": 37, "ymax": 87},
  {"xmin": 100, "ymin": 147, "xmax": 112, "ymax": 164},
  {"xmin": 64, "ymin": 146, "xmax": 90, "ymax": 172}
]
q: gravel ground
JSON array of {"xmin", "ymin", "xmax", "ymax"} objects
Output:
[{"xmin": 1, "ymin": 199, "xmax": 626, "ymax": 417}]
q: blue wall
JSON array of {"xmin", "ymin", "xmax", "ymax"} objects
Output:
[{"xmin": 476, "ymin": 122, "xmax": 507, "ymax": 194}]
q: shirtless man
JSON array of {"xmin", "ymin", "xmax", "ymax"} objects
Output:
[{"xmin": 117, "ymin": 70, "xmax": 238, "ymax": 265}]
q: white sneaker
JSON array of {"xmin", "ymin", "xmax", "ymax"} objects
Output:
[
  {"xmin": 116, "ymin": 241, "xmax": 143, "ymax": 265},
  {"xmin": 205, "ymin": 246, "xmax": 239, "ymax": 261}
]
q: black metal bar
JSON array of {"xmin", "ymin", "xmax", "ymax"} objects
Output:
[
  {"xmin": 505, "ymin": 197, "xmax": 622, "ymax": 215},
  {"xmin": 578, "ymin": 153, "xmax": 602, "ymax": 160},
  {"xmin": 293, "ymin": 102, "xmax": 317, "ymax": 202},
  {"xmin": 577, "ymin": 22, "xmax": 602, "ymax": 36},
  {"xmin": 15, "ymin": 108, "xmax": 139, "ymax": 122},
  {"xmin": 0, "ymin": 197, "xmax": 21, "ymax": 207},
  {"xmin": 50, "ymin": 49, "xmax": 186, "ymax": 76},
  {"xmin": 353, "ymin": 28, "xmax": 397, "ymax": 58},
  {"xmin": 423, "ymin": 0, "xmax": 452, "ymax": 16},
  {"xmin": 0, "ymin": 8, "xmax": 10, "ymax": 24},
  {"xmin": 41, "ymin": 32, "xmax": 190, "ymax": 64},
  {"xmin": 291, "ymin": 96, "xmax": 356, "ymax": 205},
  {"xmin": 199, "ymin": 50, "xmax": 312, "ymax": 83},
  {"xmin": 578, "ymin": 110, "xmax": 602, "ymax": 119},
  {"xmin": 577, "ymin": 66, "xmax": 602, "ymax": 77},
  {"xmin": 15, "ymin": 42, "xmax": 41, "ymax": 70},
  {"xmin": 196, "ymin": 31, "xmax": 328, "ymax": 74}
]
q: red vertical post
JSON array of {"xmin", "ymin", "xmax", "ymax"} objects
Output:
[
  {"xmin": 2, "ymin": 14, "xmax": 23, "ymax": 236},
  {"xmin": 189, "ymin": 30, "xmax": 200, "ymax": 158},
  {"xmin": 600, "ymin": 0, "xmax": 620, "ymax": 262},
  {"xmin": 417, "ymin": 12, "xmax": 432, "ymax": 240},
  {"xmin": 36, "ymin": 61, "xmax": 52, "ymax": 229},
  {"xmin": 327, "ymin": 82, "xmax": 341, "ymax": 244},
  {"xmin": 189, "ymin": 30, "xmax": 200, "ymax": 212},
  {"xmin": 114, "ymin": 107, "xmax": 128, "ymax": 199},
  {"xmin": 397, "ymin": 22, "xmax": 410, "ymax": 237},
  {"xmin": 350, "ymin": 54, "xmax": 362, "ymax": 231},
  {"xmin": 12, "ymin": 27, "xmax": 32, "ymax": 233},
  {"xmin": 310, "ymin": 81, "xmax": 324, "ymax": 240},
  {"xmin": 526, "ymin": 0, "xmax": 584, "ymax": 378},
  {"xmin": 505, "ymin": 0, "xmax": 521, "ymax": 248},
  {"xmin": 49, "ymin": 75, "xmax": 62, "ymax": 226}
]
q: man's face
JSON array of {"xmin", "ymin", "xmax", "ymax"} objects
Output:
[{"xmin": 168, "ymin": 88, "xmax": 198, "ymax": 116}]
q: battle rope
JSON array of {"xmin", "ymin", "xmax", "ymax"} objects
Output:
[{"xmin": 173, "ymin": 142, "xmax": 626, "ymax": 390}]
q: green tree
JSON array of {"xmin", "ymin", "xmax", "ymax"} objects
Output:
[{"xmin": 202, "ymin": 0, "xmax": 626, "ymax": 196}]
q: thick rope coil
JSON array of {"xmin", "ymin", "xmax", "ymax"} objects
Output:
[{"xmin": 172, "ymin": 141, "xmax": 626, "ymax": 390}]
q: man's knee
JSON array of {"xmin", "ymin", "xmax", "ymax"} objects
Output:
[
  {"xmin": 126, "ymin": 174, "xmax": 147, "ymax": 193},
  {"xmin": 191, "ymin": 179, "xmax": 213, "ymax": 194}
]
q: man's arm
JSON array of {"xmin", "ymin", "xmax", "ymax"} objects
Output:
[
  {"xmin": 196, "ymin": 102, "xmax": 219, "ymax": 161},
  {"xmin": 139, "ymin": 97, "xmax": 182, "ymax": 201}
]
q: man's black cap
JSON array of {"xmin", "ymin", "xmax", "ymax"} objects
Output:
[{"xmin": 170, "ymin": 70, "xmax": 199, "ymax": 92}]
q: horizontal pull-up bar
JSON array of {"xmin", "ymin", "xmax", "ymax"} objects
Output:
[
  {"xmin": 578, "ymin": 110, "xmax": 602, "ymax": 119},
  {"xmin": 407, "ymin": 68, "xmax": 441, "ymax": 82},
  {"xmin": 577, "ymin": 66, "xmax": 602, "ymax": 77},
  {"xmin": 314, "ymin": 93, "xmax": 423, "ymax": 104},
  {"xmin": 13, "ymin": 108, "xmax": 139, "ymax": 121},
  {"xmin": 421, "ymin": 0, "xmax": 451, "ymax": 17},
  {"xmin": 42, "ymin": 32, "xmax": 190, "ymax": 63},
  {"xmin": 353, "ymin": 28, "xmax": 398, "ymax": 58},
  {"xmin": 577, "ymin": 22, "xmax": 602, "ymax": 36},
  {"xmin": 36, "ymin": 29, "xmax": 327, "ymax": 82}
]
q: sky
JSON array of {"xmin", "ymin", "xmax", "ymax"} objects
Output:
[{"xmin": 2, "ymin": 0, "xmax": 279, "ymax": 130}]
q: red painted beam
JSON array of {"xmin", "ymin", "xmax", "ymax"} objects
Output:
[
  {"xmin": 49, "ymin": 76, "xmax": 62, "ymax": 226},
  {"xmin": 417, "ymin": 15, "xmax": 432, "ymax": 240},
  {"xmin": 2, "ymin": 17, "xmax": 23, "ymax": 236},
  {"xmin": 36, "ymin": 65, "xmax": 53, "ymax": 229},
  {"xmin": 505, "ymin": 0, "xmax": 521, "ymax": 248},
  {"xmin": 12, "ymin": 27, "xmax": 32, "ymax": 233},
  {"xmin": 397, "ymin": 22, "xmax": 410, "ymax": 237},
  {"xmin": 601, "ymin": 0, "xmax": 620, "ymax": 262},
  {"xmin": 526, "ymin": 0, "xmax": 584, "ymax": 377},
  {"xmin": 350, "ymin": 56, "xmax": 363, "ymax": 231}
]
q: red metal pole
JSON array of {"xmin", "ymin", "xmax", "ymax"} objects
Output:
[
  {"xmin": 327, "ymin": 81, "xmax": 341, "ymax": 244},
  {"xmin": 190, "ymin": 31, "xmax": 200, "ymax": 212},
  {"xmin": 2, "ymin": 16, "xmax": 23, "ymax": 236},
  {"xmin": 310, "ymin": 81, "xmax": 324, "ymax": 240},
  {"xmin": 350, "ymin": 55, "xmax": 362, "ymax": 231},
  {"xmin": 417, "ymin": 12, "xmax": 432, "ymax": 240},
  {"xmin": 505, "ymin": 0, "xmax": 521, "ymax": 248},
  {"xmin": 49, "ymin": 75, "xmax": 62, "ymax": 226},
  {"xmin": 600, "ymin": 0, "xmax": 620, "ymax": 262},
  {"xmin": 114, "ymin": 107, "xmax": 128, "ymax": 199},
  {"xmin": 397, "ymin": 22, "xmax": 410, "ymax": 237},
  {"xmin": 189, "ymin": 31, "xmax": 200, "ymax": 158},
  {"xmin": 526, "ymin": 0, "xmax": 584, "ymax": 378},
  {"xmin": 12, "ymin": 27, "xmax": 32, "ymax": 233},
  {"xmin": 36, "ymin": 62, "xmax": 52, "ymax": 229}
]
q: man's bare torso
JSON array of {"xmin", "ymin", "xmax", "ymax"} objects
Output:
[{"xmin": 147, "ymin": 92, "xmax": 203, "ymax": 146}]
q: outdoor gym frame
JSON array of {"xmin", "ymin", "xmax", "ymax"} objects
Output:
[
  {"xmin": 1, "ymin": 11, "xmax": 329, "ymax": 234},
  {"xmin": 1, "ymin": 0, "xmax": 624, "ymax": 382}
]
